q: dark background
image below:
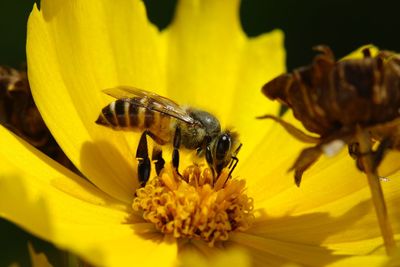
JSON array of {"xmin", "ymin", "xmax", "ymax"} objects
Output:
[{"xmin": 1, "ymin": 0, "xmax": 400, "ymax": 265}]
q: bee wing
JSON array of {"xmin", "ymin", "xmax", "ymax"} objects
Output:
[{"xmin": 102, "ymin": 86, "xmax": 195, "ymax": 124}]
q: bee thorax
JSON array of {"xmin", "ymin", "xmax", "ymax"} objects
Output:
[
  {"xmin": 188, "ymin": 108, "xmax": 221, "ymax": 137},
  {"xmin": 180, "ymin": 123, "xmax": 207, "ymax": 149}
]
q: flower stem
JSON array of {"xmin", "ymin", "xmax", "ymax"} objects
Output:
[{"xmin": 356, "ymin": 126, "xmax": 396, "ymax": 255}]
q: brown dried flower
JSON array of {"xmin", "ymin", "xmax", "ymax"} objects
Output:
[
  {"xmin": 0, "ymin": 65, "xmax": 75, "ymax": 169},
  {"xmin": 260, "ymin": 45, "xmax": 400, "ymax": 186}
]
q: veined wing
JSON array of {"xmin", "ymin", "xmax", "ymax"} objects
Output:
[{"xmin": 102, "ymin": 86, "xmax": 195, "ymax": 124}]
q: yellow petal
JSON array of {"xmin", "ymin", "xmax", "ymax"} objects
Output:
[
  {"xmin": 230, "ymin": 232, "xmax": 346, "ymax": 266},
  {"xmin": 0, "ymin": 126, "xmax": 177, "ymax": 266},
  {"xmin": 321, "ymin": 171, "xmax": 400, "ymax": 254},
  {"xmin": 387, "ymin": 249, "xmax": 400, "ymax": 267},
  {"xmin": 230, "ymin": 31, "xmax": 285, "ymax": 161},
  {"xmin": 179, "ymin": 246, "xmax": 251, "ymax": 267},
  {"xmin": 246, "ymin": 157, "xmax": 400, "ymax": 256},
  {"xmin": 162, "ymin": 0, "xmax": 285, "ymax": 160},
  {"xmin": 163, "ymin": 0, "xmax": 245, "ymax": 109},
  {"xmin": 326, "ymin": 255, "xmax": 388, "ymax": 267},
  {"xmin": 340, "ymin": 44, "xmax": 379, "ymax": 60},
  {"xmin": 258, "ymin": 151, "xmax": 370, "ymax": 216},
  {"xmin": 28, "ymin": 0, "xmax": 286, "ymax": 200},
  {"xmin": 239, "ymin": 111, "xmax": 400, "ymax": 255},
  {"xmin": 27, "ymin": 0, "xmax": 165, "ymax": 202},
  {"xmin": 378, "ymin": 150, "xmax": 400, "ymax": 178},
  {"xmin": 238, "ymin": 114, "xmax": 306, "ymax": 202}
]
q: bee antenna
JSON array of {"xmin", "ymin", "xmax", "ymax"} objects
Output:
[
  {"xmin": 234, "ymin": 143, "xmax": 243, "ymax": 156},
  {"xmin": 228, "ymin": 143, "xmax": 242, "ymax": 173},
  {"xmin": 228, "ymin": 154, "xmax": 240, "ymax": 177}
]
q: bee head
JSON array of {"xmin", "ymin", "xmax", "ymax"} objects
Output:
[{"xmin": 206, "ymin": 130, "xmax": 241, "ymax": 175}]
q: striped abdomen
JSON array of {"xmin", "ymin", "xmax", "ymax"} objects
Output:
[{"xmin": 96, "ymin": 99, "xmax": 173, "ymax": 143}]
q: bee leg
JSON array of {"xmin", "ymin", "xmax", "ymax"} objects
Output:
[
  {"xmin": 227, "ymin": 143, "xmax": 242, "ymax": 177},
  {"xmin": 136, "ymin": 131, "xmax": 151, "ymax": 187},
  {"xmin": 205, "ymin": 144, "xmax": 216, "ymax": 176},
  {"xmin": 227, "ymin": 157, "xmax": 239, "ymax": 177},
  {"xmin": 152, "ymin": 145, "xmax": 165, "ymax": 175},
  {"xmin": 172, "ymin": 126, "xmax": 181, "ymax": 174},
  {"xmin": 196, "ymin": 147, "xmax": 204, "ymax": 157}
]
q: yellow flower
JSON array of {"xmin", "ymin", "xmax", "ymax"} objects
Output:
[{"xmin": 0, "ymin": 0, "xmax": 399, "ymax": 266}]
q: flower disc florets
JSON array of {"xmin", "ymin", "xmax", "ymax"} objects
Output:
[{"xmin": 132, "ymin": 164, "xmax": 254, "ymax": 246}]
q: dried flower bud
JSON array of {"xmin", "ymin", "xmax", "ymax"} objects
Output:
[
  {"xmin": 260, "ymin": 46, "xmax": 400, "ymax": 185},
  {"xmin": 0, "ymin": 65, "xmax": 76, "ymax": 171}
]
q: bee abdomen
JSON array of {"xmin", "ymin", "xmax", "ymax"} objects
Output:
[
  {"xmin": 96, "ymin": 99, "xmax": 171, "ymax": 135},
  {"xmin": 96, "ymin": 99, "xmax": 138, "ymax": 128}
]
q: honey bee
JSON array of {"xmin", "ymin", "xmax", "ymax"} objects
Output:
[
  {"xmin": 259, "ymin": 45, "xmax": 400, "ymax": 186},
  {"xmin": 96, "ymin": 86, "xmax": 242, "ymax": 186}
]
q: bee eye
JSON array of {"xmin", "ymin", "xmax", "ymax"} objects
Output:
[{"xmin": 216, "ymin": 134, "xmax": 231, "ymax": 160}]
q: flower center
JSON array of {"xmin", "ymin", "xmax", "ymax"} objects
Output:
[{"xmin": 132, "ymin": 164, "xmax": 254, "ymax": 246}]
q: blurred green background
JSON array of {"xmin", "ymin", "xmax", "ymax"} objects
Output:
[{"xmin": 1, "ymin": 0, "xmax": 400, "ymax": 266}]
